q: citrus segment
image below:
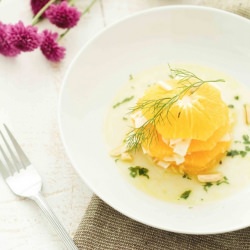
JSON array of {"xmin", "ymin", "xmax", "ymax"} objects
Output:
[
  {"xmin": 141, "ymin": 131, "xmax": 173, "ymax": 160},
  {"xmin": 130, "ymin": 75, "xmax": 232, "ymax": 175},
  {"xmin": 188, "ymin": 124, "xmax": 230, "ymax": 153},
  {"xmin": 183, "ymin": 141, "xmax": 231, "ymax": 174},
  {"xmin": 140, "ymin": 83, "xmax": 229, "ymax": 140}
]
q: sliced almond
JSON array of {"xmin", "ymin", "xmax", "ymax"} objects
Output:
[
  {"xmin": 156, "ymin": 160, "xmax": 170, "ymax": 169},
  {"xmin": 120, "ymin": 152, "xmax": 133, "ymax": 161},
  {"xmin": 130, "ymin": 111, "xmax": 147, "ymax": 128},
  {"xmin": 156, "ymin": 80, "xmax": 173, "ymax": 91},
  {"xmin": 244, "ymin": 104, "xmax": 250, "ymax": 125},
  {"xmin": 197, "ymin": 173, "xmax": 223, "ymax": 183},
  {"xmin": 109, "ymin": 144, "xmax": 127, "ymax": 157}
]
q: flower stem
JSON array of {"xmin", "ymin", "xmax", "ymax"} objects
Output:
[
  {"xmin": 68, "ymin": 0, "xmax": 76, "ymax": 5},
  {"xmin": 59, "ymin": 0, "xmax": 98, "ymax": 40},
  {"xmin": 32, "ymin": 0, "xmax": 56, "ymax": 25},
  {"xmin": 59, "ymin": 29, "xmax": 70, "ymax": 40},
  {"xmin": 81, "ymin": 0, "xmax": 98, "ymax": 16}
]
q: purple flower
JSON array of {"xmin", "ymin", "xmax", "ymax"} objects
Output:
[
  {"xmin": 40, "ymin": 30, "xmax": 65, "ymax": 62},
  {"xmin": 30, "ymin": 0, "xmax": 50, "ymax": 16},
  {"xmin": 9, "ymin": 21, "xmax": 41, "ymax": 52},
  {"xmin": 45, "ymin": 2, "xmax": 81, "ymax": 29},
  {"xmin": 0, "ymin": 22, "xmax": 20, "ymax": 57}
]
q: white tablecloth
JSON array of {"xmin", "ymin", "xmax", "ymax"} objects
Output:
[{"xmin": 0, "ymin": 0, "xmax": 242, "ymax": 249}]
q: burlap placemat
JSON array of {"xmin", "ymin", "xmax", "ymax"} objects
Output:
[
  {"xmin": 74, "ymin": 195, "xmax": 250, "ymax": 250},
  {"xmin": 74, "ymin": 2, "xmax": 250, "ymax": 249}
]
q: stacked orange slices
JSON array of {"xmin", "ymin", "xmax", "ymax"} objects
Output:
[{"xmin": 130, "ymin": 79, "xmax": 232, "ymax": 175}]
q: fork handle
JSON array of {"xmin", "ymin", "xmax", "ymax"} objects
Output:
[{"xmin": 31, "ymin": 192, "xmax": 78, "ymax": 250}]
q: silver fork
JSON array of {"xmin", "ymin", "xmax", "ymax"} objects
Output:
[{"xmin": 0, "ymin": 124, "xmax": 78, "ymax": 250}]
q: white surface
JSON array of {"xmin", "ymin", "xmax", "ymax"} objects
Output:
[
  {"xmin": 0, "ymin": 0, "xmax": 248, "ymax": 249},
  {"xmin": 59, "ymin": 6, "xmax": 250, "ymax": 234}
]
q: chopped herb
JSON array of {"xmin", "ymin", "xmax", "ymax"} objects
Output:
[
  {"xmin": 243, "ymin": 134, "xmax": 250, "ymax": 144},
  {"xmin": 113, "ymin": 96, "xmax": 134, "ymax": 109},
  {"xmin": 180, "ymin": 190, "xmax": 192, "ymax": 199},
  {"xmin": 129, "ymin": 166, "xmax": 149, "ymax": 179},
  {"xmin": 182, "ymin": 173, "xmax": 191, "ymax": 180},
  {"xmin": 245, "ymin": 146, "xmax": 250, "ymax": 151},
  {"xmin": 228, "ymin": 104, "xmax": 234, "ymax": 108},
  {"xmin": 234, "ymin": 96, "xmax": 239, "ymax": 100},
  {"xmin": 129, "ymin": 74, "xmax": 134, "ymax": 80},
  {"xmin": 216, "ymin": 176, "xmax": 229, "ymax": 186},
  {"xmin": 123, "ymin": 117, "xmax": 128, "ymax": 121},
  {"xmin": 234, "ymin": 140, "xmax": 241, "ymax": 144},
  {"xmin": 226, "ymin": 150, "xmax": 239, "ymax": 157},
  {"xmin": 203, "ymin": 182, "xmax": 213, "ymax": 192},
  {"xmin": 115, "ymin": 159, "xmax": 119, "ymax": 163},
  {"xmin": 203, "ymin": 177, "xmax": 229, "ymax": 190},
  {"xmin": 227, "ymin": 149, "xmax": 248, "ymax": 158},
  {"xmin": 240, "ymin": 150, "xmax": 247, "ymax": 157}
]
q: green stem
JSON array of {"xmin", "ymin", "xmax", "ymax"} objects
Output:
[
  {"xmin": 68, "ymin": 0, "xmax": 76, "ymax": 5},
  {"xmin": 59, "ymin": 0, "xmax": 98, "ymax": 40},
  {"xmin": 80, "ymin": 0, "xmax": 98, "ymax": 16},
  {"xmin": 32, "ymin": 0, "xmax": 56, "ymax": 25}
]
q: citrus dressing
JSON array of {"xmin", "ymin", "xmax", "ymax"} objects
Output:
[{"xmin": 105, "ymin": 64, "xmax": 250, "ymax": 205}]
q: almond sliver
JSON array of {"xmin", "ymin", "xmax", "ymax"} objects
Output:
[
  {"xmin": 197, "ymin": 173, "xmax": 223, "ymax": 183},
  {"xmin": 244, "ymin": 104, "xmax": 250, "ymax": 125}
]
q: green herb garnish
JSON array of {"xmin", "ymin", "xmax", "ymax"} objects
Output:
[
  {"xmin": 240, "ymin": 151, "xmax": 247, "ymax": 157},
  {"xmin": 234, "ymin": 96, "xmax": 239, "ymax": 100},
  {"xmin": 203, "ymin": 176, "xmax": 229, "ymax": 191},
  {"xmin": 228, "ymin": 104, "xmax": 234, "ymax": 108},
  {"xmin": 129, "ymin": 166, "xmax": 149, "ymax": 179},
  {"xmin": 226, "ymin": 150, "xmax": 239, "ymax": 157},
  {"xmin": 243, "ymin": 134, "xmax": 250, "ymax": 144},
  {"xmin": 216, "ymin": 176, "xmax": 229, "ymax": 185},
  {"xmin": 229, "ymin": 135, "xmax": 250, "ymax": 156},
  {"xmin": 125, "ymin": 66, "xmax": 225, "ymax": 151},
  {"xmin": 180, "ymin": 190, "xmax": 192, "ymax": 199},
  {"xmin": 227, "ymin": 149, "xmax": 248, "ymax": 158},
  {"xmin": 203, "ymin": 182, "xmax": 213, "ymax": 192},
  {"xmin": 113, "ymin": 96, "xmax": 134, "ymax": 109},
  {"xmin": 182, "ymin": 173, "xmax": 191, "ymax": 180},
  {"xmin": 129, "ymin": 74, "xmax": 134, "ymax": 80}
]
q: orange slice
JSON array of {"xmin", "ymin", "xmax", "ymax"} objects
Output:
[
  {"xmin": 132, "ymin": 79, "xmax": 232, "ymax": 175},
  {"xmin": 183, "ymin": 141, "xmax": 231, "ymax": 174},
  {"xmin": 141, "ymin": 131, "xmax": 173, "ymax": 160},
  {"xmin": 140, "ymin": 83, "xmax": 229, "ymax": 140},
  {"xmin": 188, "ymin": 124, "xmax": 230, "ymax": 153}
]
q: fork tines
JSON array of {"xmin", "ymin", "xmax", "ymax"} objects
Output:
[{"xmin": 0, "ymin": 124, "xmax": 31, "ymax": 177}]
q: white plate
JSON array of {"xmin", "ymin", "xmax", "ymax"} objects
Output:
[{"xmin": 58, "ymin": 6, "xmax": 250, "ymax": 234}]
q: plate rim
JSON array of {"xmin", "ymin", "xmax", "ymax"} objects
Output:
[{"xmin": 58, "ymin": 5, "xmax": 250, "ymax": 234}]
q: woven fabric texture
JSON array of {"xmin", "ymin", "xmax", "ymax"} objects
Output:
[{"xmin": 74, "ymin": 195, "xmax": 250, "ymax": 250}]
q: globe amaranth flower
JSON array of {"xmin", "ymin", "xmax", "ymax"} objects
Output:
[
  {"xmin": 30, "ymin": 0, "xmax": 50, "ymax": 16},
  {"xmin": 40, "ymin": 30, "xmax": 65, "ymax": 62},
  {"xmin": 45, "ymin": 1, "xmax": 81, "ymax": 29},
  {"xmin": 0, "ymin": 22, "xmax": 20, "ymax": 57},
  {"xmin": 9, "ymin": 21, "xmax": 42, "ymax": 52}
]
